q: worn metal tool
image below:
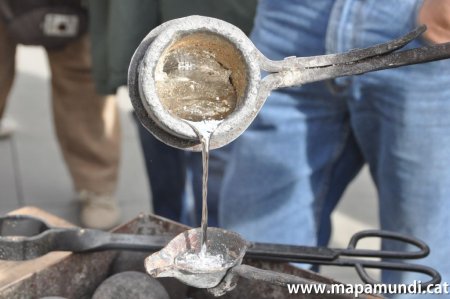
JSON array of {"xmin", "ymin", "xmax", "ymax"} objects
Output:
[
  {"xmin": 0, "ymin": 214, "xmax": 440, "ymax": 291},
  {"xmin": 129, "ymin": 16, "xmax": 450, "ymax": 151},
  {"xmin": 0, "ymin": 214, "xmax": 171, "ymax": 260}
]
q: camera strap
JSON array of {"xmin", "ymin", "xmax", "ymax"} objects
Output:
[
  {"xmin": 0, "ymin": 0, "xmax": 14, "ymax": 23},
  {"xmin": 0, "ymin": 0, "xmax": 87, "ymax": 49}
]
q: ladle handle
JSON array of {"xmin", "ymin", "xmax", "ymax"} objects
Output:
[
  {"xmin": 263, "ymin": 41, "xmax": 450, "ymax": 90},
  {"xmin": 247, "ymin": 242, "xmax": 338, "ymax": 262},
  {"xmin": 258, "ymin": 25, "xmax": 426, "ymax": 73}
]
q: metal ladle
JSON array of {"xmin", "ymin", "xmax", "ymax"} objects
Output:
[
  {"xmin": 128, "ymin": 15, "xmax": 450, "ymax": 151},
  {"xmin": 144, "ymin": 227, "xmax": 247, "ymax": 289}
]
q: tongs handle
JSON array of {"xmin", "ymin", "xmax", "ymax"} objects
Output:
[
  {"xmin": 259, "ymin": 25, "xmax": 450, "ymax": 89},
  {"xmin": 0, "ymin": 215, "xmax": 173, "ymax": 260},
  {"xmin": 342, "ymin": 230, "xmax": 429, "ymax": 259},
  {"xmin": 246, "ymin": 230, "xmax": 429, "ymax": 262},
  {"xmin": 340, "ymin": 230, "xmax": 441, "ymax": 287},
  {"xmin": 351, "ymin": 259, "xmax": 441, "ymax": 287},
  {"xmin": 246, "ymin": 230, "xmax": 441, "ymax": 288},
  {"xmin": 260, "ymin": 25, "xmax": 427, "ymax": 72}
]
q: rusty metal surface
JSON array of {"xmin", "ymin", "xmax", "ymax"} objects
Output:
[
  {"xmin": 0, "ymin": 213, "xmax": 186, "ymax": 299},
  {"xmin": 0, "ymin": 251, "xmax": 114, "ymax": 299}
]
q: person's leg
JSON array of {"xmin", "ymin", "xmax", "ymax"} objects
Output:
[
  {"xmin": 219, "ymin": 0, "xmax": 364, "ymax": 247},
  {"xmin": 0, "ymin": 21, "xmax": 16, "ymax": 138},
  {"xmin": 135, "ymin": 119, "xmax": 187, "ymax": 222},
  {"xmin": 349, "ymin": 0, "xmax": 450, "ymax": 294},
  {"xmin": 47, "ymin": 34, "xmax": 121, "ymax": 229}
]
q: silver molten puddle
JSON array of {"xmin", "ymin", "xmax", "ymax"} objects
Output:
[
  {"xmin": 145, "ymin": 227, "xmax": 248, "ymax": 289},
  {"xmin": 156, "ymin": 45, "xmax": 237, "ymax": 122}
]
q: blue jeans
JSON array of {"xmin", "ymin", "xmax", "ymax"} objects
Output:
[{"xmin": 219, "ymin": 0, "xmax": 450, "ymax": 297}]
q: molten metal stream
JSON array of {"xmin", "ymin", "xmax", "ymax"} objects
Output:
[{"xmin": 186, "ymin": 120, "xmax": 221, "ymax": 248}]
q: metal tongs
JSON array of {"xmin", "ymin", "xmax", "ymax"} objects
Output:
[
  {"xmin": 129, "ymin": 16, "xmax": 450, "ymax": 151},
  {"xmin": 0, "ymin": 215, "xmax": 440, "ymax": 295}
]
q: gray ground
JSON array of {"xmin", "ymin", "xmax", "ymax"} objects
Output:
[{"xmin": 0, "ymin": 46, "xmax": 380, "ymax": 283}]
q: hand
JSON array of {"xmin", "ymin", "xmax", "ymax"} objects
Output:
[{"xmin": 418, "ymin": 0, "xmax": 450, "ymax": 43}]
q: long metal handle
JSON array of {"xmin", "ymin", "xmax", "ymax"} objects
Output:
[
  {"xmin": 52, "ymin": 229, "xmax": 173, "ymax": 252},
  {"xmin": 259, "ymin": 25, "xmax": 427, "ymax": 72},
  {"xmin": 342, "ymin": 230, "xmax": 429, "ymax": 259},
  {"xmin": 246, "ymin": 230, "xmax": 440, "ymax": 288},
  {"xmin": 246, "ymin": 230, "xmax": 429, "ymax": 262},
  {"xmin": 0, "ymin": 228, "xmax": 174, "ymax": 261},
  {"xmin": 247, "ymin": 242, "xmax": 338, "ymax": 261},
  {"xmin": 262, "ymin": 41, "xmax": 450, "ymax": 90}
]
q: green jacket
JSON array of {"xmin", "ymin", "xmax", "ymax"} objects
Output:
[{"xmin": 88, "ymin": 0, "xmax": 257, "ymax": 94}]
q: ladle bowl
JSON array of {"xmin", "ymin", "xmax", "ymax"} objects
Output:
[
  {"xmin": 129, "ymin": 16, "xmax": 260, "ymax": 151},
  {"xmin": 144, "ymin": 227, "xmax": 248, "ymax": 289}
]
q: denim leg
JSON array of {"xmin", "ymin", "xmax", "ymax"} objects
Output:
[
  {"xmin": 219, "ymin": 0, "xmax": 365, "ymax": 246},
  {"xmin": 135, "ymin": 119, "xmax": 186, "ymax": 222},
  {"xmin": 347, "ymin": 1, "xmax": 450, "ymax": 295},
  {"xmin": 351, "ymin": 61, "xmax": 450, "ymax": 296},
  {"xmin": 219, "ymin": 82, "xmax": 367, "ymax": 246},
  {"xmin": 316, "ymin": 124, "xmax": 365, "ymax": 246}
]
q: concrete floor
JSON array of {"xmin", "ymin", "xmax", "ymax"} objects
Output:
[{"xmin": 0, "ymin": 46, "xmax": 380, "ymax": 284}]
